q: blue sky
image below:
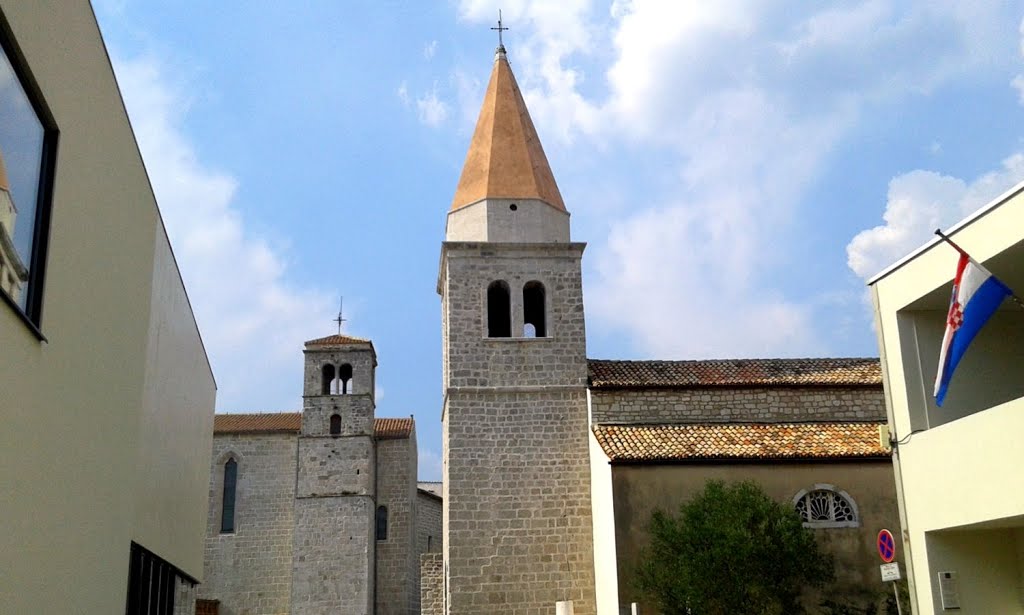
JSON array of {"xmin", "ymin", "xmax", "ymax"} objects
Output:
[{"xmin": 93, "ymin": 1, "xmax": 1024, "ymax": 481}]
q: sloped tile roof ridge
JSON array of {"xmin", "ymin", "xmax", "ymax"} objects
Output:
[
  {"xmin": 593, "ymin": 421, "xmax": 888, "ymax": 462},
  {"xmin": 304, "ymin": 333, "xmax": 372, "ymax": 347},
  {"xmin": 213, "ymin": 412, "xmax": 412, "ymax": 439},
  {"xmin": 588, "ymin": 357, "xmax": 881, "ymax": 388},
  {"xmin": 375, "ymin": 417, "xmax": 415, "ymax": 439}
]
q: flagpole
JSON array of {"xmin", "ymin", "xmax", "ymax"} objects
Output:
[{"xmin": 935, "ymin": 228, "xmax": 1024, "ymax": 310}]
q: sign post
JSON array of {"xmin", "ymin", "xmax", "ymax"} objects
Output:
[{"xmin": 877, "ymin": 530, "xmax": 902, "ymax": 615}]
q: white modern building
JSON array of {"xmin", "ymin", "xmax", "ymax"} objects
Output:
[{"xmin": 869, "ymin": 182, "xmax": 1024, "ymax": 614}]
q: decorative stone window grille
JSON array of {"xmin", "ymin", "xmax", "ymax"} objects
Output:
[{"xmin": 792, "ymin": 484, "xmax": 859, "ymax": 528}]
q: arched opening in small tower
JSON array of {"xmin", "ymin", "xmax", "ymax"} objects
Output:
[
  {"xmin": 339, "ymin": 363, "xmax": 353, "ymax": 394},
  {"xmin": 376, "ymin": 505, "xmax": 389, "ymax": 540},
  {"xmin": 329, "ymin": 413, "xmax": 342, "ymax": 436},
  {"xmin": 523, "ymin": 281, "xmax": 546, "ymax": 337},
  {"xmin": 487, "ymin": 280, "xmax": 511, "ymax": 337},
  {"xmin": 321, "ymin": 364, "xmax": 335, "ymax": 395},
  {"xmin": 221, "ymin": 458, "xmax": 237, "ymax": 534}
]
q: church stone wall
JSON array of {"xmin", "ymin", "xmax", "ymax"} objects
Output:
[
  {"xmin": 376, "ymin": 435, "xmax": 418, "ymax": 615},
  {"xmin": 589, "ymin": 386, "xmax": 885, "ymax": 425},
  {"xmin": 197, "ymin": 433, "xmax": 297, "ymax": 615},
  {"xmin": 444, "ymin": 389, "xmax": 597, "ymax": 615},
  {"xmin": 417, "ymin": 491, "xmax": 442, "ymax": 555},
  {"xmin": 291, "ymin": 496, "xmax": 375, "ymax": 615},
  {"xmin": 441, "ymin": 243, "xmax": 589, "ymax": 391},
  {"xmin": 295, "ymin": 435, "xmax": 374, "ymax": 497},
  {"xmin": 420, "ymin": 552, "xmax": 444, "ymax": 615}
]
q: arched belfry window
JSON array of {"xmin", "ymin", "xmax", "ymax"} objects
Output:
[
  {"xmin": 321, "ymin": 364, "xmax": 336, "ymax": 395},
  {"xmin": 376, "ymin": 505, "xmax": 389, "ymax": 540},
  {"xmin": 793, "ymin": 484, "xmax": 859, "ymax": 528},
  {"xmin": 339, "ymin": 363, "xmax": 353, "ymax": 394},
  {"xmin": 221, "ymin": 458, "xmax": 238, "ymax": 533},
  {"xmin": 487, "ymin": 281, "xmax": 511, "ymax": 338},
  {"xmin": 329, "ymin": 413, "xmax": 342, "ymax": 436},
  {"xmin": 523, "ymin": 281, "xmax": 546, "ymax": 338}
]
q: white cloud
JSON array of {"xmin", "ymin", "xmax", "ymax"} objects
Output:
[
  {"xmin": 424, "ymin": 40, "xmax": 438, "ymax": 60},
  {"xmin": 397, "ymin": 80, "xmax": 410, "ymax": 106},
  {"xmin": 416, "ymin": 83, "xmax": 450, "ymax": 127},
  {"xmin": 451, "ymin": 1, "xmax": 1021, "ymax": 358},
  {"xmin": 847, "ymin": 154, "xmax": 1024, "ymax": 280},
  {"xmin": 113, "ymin": 55, "xmax": 336, "ymax": 411}
]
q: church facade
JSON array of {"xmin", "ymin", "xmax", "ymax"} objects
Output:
[
  {"xmin": 195, "ymin": 335, "xmax": 441, "ymax": 615},
  {"xmin": 193, "ymin": 43, "xmax": 898, "ymax": 615}
]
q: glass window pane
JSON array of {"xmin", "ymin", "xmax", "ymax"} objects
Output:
[{"xmin": 0, "ymin": 39, "xmax": 46, "ymax": 311}]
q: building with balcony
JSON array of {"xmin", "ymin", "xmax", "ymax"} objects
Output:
[{"xmin": 869, "ymin": 181, "xmax": 1024, "ymax": 614}]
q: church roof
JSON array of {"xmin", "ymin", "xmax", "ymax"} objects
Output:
[
  {"xmin": 450, "ymin": 48, "xmax": 565, "ymax": 212},
  {"xmin": 593, "ymin": 422, "xmax": 889, "ymax": 462},
  {"xmin": 213, "ymin": 413, "xmax": 413, "ymax": 439},
  {"xmin": 304, "ymin": 334, "xmax": 372, "ymax": 347},
  {"xmin": 587, "ymin": 358, "xmax": 881, "ymax": 389}
]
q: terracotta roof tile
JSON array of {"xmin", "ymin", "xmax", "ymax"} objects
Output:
[
  {"xmin": 304, "ymin": 334, "xmax": 372, "ymax": 347},
  {"xmin": 375, "ymin": 417, "xmax": 415, "ymax": 440},
  {"xmin": 593, "ymin": 422, "xmax": 888, "ymax": 462},
  {"xmin": 213, "ymin": 413, "xmax": 412, "ymax": 439},
  {"xmin": 214, "ymin": 412, "xmax": 300, "ymax": 432},
  {"xmin": 588, "ymin": 358, "xmax": 881, "ymax": 389}
]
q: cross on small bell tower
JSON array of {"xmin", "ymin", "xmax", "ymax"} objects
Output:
[{"xmin": 334, "ymin": 296, "xmax": 347, "ymax": 335}]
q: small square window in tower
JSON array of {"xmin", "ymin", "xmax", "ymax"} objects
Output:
[{"xmin": 523, "ymin": 281, "xmax": 546, "ymax": 337}]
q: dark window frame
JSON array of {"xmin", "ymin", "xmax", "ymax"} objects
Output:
[
  {"xmin": 523, "ymin": 280, "xmax": 547, "ymax": 337},
  {"xmin": 220, "ymin": 458, "xmax": 238, "ymax": 533},
  {"xmin": 0, "ymin": 10, "xmax": 59, "ymax": 338},
  {"xmin": 375, "ymin": 505, "xmax": 388, "ymax": 541},
  {"xmin": 486, "ymin": 280, "xmax": 511, "ymax": 338}
]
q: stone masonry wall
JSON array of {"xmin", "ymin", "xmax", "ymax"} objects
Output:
[
  {"xmin": 417, "ymin": 491, "xmax": 442, "ymax": 555},
  {"xmin": 590, "ymin": 386, "xmax": 885, "ymax": 425},
  {"xmin": 196, "ymin": 433, "xmax": 296, "ymax": 615},
  {"xmin": 376, "ymin": 436, "xmax": 417, "ymax": 615},
  {"xmin": 420, "ymin": 552, "xmax": 444, "ymax": 615},
  {"xmin": 291, "ymin": 496, "xmax": 374, "ymax": 615},
  {"xmin": 440, "ymin": 241, "xmax": 596, "ymax": 615},
  {"xmin": 445, "ymin": 389, "xmax": 597, "ymax": 615},
  {"xmin": 441, "ymin": 243, "xmax": 589, "ymax": 391}
]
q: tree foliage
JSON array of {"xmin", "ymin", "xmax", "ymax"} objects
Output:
[{"xmin": 635, "ymin": 480, "xmax": 834, "ymax": 615}]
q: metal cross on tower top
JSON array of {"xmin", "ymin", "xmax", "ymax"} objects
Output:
[
  {"xmin": 491, "ymin": 10, "xmax": 509, "ymax": 49},
  {"xmin": 334, "ymin": 297, "xmax": 347, "ymax": 335}
]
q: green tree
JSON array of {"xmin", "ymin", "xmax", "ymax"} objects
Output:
[{"xmin": 635, "ymin": 480, "xmax": 834, "ymax": 615}]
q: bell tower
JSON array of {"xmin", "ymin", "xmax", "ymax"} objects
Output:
[
  {"xmin": 291, "ymin": 334, "xmax": 377, "ymax": 615},
  {"xmin": 438, "ymin": 44, "xmax": 597, "ymax": 614}
]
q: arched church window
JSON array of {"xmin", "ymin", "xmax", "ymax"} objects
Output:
[
  {"xmin": 487, "ymin": 281, "xmax": 511, "ymax": 337},
  {"xmin": 321, "ymin": 364, "xmax": 335, "ymax": 395},
  {"xmin": 339, "ymin": 363, "xmax": 353, "ymax": 394},
  {"xmin": 793, "ymin": 484, "xmax": 859, "ymax": 528},
  {"xmin": 329, "ymin": 414, "xmax": 341, "ymax": 436},
  {"xmin": 376, "ymin": 505, "xmax": 388, "ymax": 541},
  {"xmin": 523, "ymin": 281, "xmax": 546, "ymax": 337},
  {"xmin": 221, "ymin": 458, "xmax": 238, "ymax": 533}
]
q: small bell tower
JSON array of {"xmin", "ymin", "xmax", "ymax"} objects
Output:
[{"xmin": 290, "ymin": 334, "xmax": 377, "ymax": 615}]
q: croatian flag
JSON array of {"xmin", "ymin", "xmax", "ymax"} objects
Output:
[{"xmin": 934, "ymin": 253, "xmax": 1012, "ymax": 406}]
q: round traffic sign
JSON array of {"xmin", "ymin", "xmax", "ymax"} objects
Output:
[{"xmin": 877, "ymin": 529, "xmax": 896, "ymax": 563}]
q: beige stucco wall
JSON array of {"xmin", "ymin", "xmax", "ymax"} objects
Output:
[
  {"xmin": 0, "ymin": 2, "xmax": 215, "ymax": 613},
  {"xmin": 871, "ymin": 182, "xmax": 1024, "ymax": 613},
  {"xmin": 610, "ymin": 462, "xmax": 900, "ymax": 612}
]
